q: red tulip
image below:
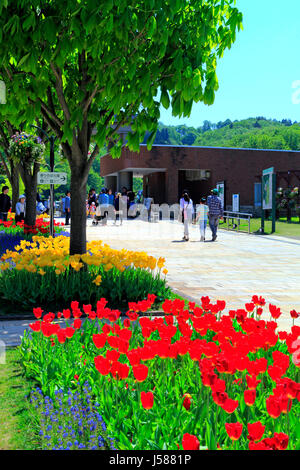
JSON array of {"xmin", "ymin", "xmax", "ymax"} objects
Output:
[
  {"xmin": 73, "ymin": 318, "xmax": 82, "ymax": 329},
  {"xmin": 33, "ymin": 307, "xmax": 43, "ymax": 319},
  {"xmin": 244, "ymin": 389, "xmax": 256, "ymax": 406},
  {"xmin": 182, "ymin": 433, "xmax": 200, "ymax": 450},
  {"xmin": 62, "ymin": 309, "xmax": 71, "ymax": 319},
  {"xmin": 225, "ymin": 422, "xmax": 243, "ymax": 441},
  {"xmin": 132, "ymin": 364, "xmax": 148, "ymax": 382},
  {"xmin": 252, "ymin": 295, "xmax": 266, "ymax": 306},
  {"xmin": 57, "ymin": 329, "xmax": 67, "ymax": 344},
  {"xmin": 93, "ymin": 333, "xmax": 107, "ymax": 349},
  {"xmin": 266, "ymin": 395, "xmax": 281, "ymax": 418},
  {"xmin": 65, "ymin": 327, "xmax": 75, "ymax": 338},
  {"xmin": 247, "ymin": 422, "xmax": 265, "ymax": 442},
  {"xmin": 29, "ymin": 321, "xmax": 41, "ymax": 332},
  {"xmin": 290, "ymin": 309, "xmax": 299, "ymax": 319},
  {"xmin": 141, "ymin": 391, "xmax": 154, "ymax": 409},
  {"xmin": 106, "ymin": 350, "xmax": 120, "ymax": 363},
  {"xmin": 182, "ymin": 393, "xmax": 192, "ymax": 411},
  {"xmin": 222, "ymin": 398, "xmax": 239, "ymax": 414},
  {"xmin": 274, "ymin": 432, "xmax": 289, "ymax": 450},
  {"xmin": 94, "ymin": 355, "xmax": 110, "ymax": 375},
  {"xmin": 110, "ymin": 361, "xmax": 130, "ymax": 380},
  {"xmin": 269, "ymin": 304, "xmax": 281, "ymax": 319}
]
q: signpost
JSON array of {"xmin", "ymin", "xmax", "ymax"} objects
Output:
[
  {"xmin": 31, "ymin": 125, "xmax": 58, "ymax": 237},
  {"xmin": 37, "ymin": 172, "xmax": 67, "ymax": 185},
  {"xmin": 261, "ymin": 167, "xmax": 276, "ymax": 234},
  {"xmin": 38, "ymin": 171, "xmax": 67, "ymax": 236}
]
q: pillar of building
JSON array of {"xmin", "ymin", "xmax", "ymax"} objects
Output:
[
  {"xmin": 166, "ymin": 168, "xmax": 178, "ymax": 204},
  {"xmin": 104, "ymin": 175, "xmax": 117, "ymax": 193},
  {"xmin": 117, "ymin": 171, "xmax": 133, "ymax": 192}
]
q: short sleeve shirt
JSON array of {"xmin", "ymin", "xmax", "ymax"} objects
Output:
[{"xmin": 197, "ymin": 204, "xmax": 209, "ymax": 221}]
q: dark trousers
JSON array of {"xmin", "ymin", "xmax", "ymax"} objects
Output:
[
  {"xmin": 15, "ymin": 213, "xmax": 25, "ymax": 223},
  {"xmin": 101, "ymin": 210, "xmax": 108, "ymax": 225},
  {"xmin": 65, "ymin": 210, "xmax": 70, "ymax": 225},
  {"xmin": 209, "ymin": 214, "xmax": 220, "ymax": 238},
  {"xmin": 0, "ymin": 212, "xmax": 7, "ymax": 222}
]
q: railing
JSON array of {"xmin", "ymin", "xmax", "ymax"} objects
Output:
[{"xmin": 222, "ymin": 210, "xmax": 253, "ymax": 234}]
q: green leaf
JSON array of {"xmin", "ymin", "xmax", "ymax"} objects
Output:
[
  {"xmin": 148, "ymin": 16, "xmax": 157, "ymax": 36},
  {"xmin": 22, "ymin": 14, "xmax": 35, "ymax": 31},
  {"xmin": 193, "ymin": 69, "xmax": 202, "ymax": 89},
  {"xmin": 18, "ymin": 53, "xmax": 31, "ymax": 67},
  {"xmin": 146, "ymin": 129, "xmax": 157, "ymax": 151},
  {"xmin": 160, "ymin": 88, "xmax": 170, "ymax": 109}
]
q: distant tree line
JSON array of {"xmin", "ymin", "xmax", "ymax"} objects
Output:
[{"xmin": 147, "ymin": 117, "xmax": 300, "ymax": 151}]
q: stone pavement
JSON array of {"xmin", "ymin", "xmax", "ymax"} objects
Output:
[
  {"xmin": 86, "ymin": 219, "xmax": 300, "ymax": 332},
  {"xmin": 0, "ymin": 320, "xmax": 32, "ymax": 348},
  {"xmin": 1, "ymin": 219, "xmax": 299, "ymax": 347}
]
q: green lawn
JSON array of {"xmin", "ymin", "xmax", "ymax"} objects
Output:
[
  {"xmin": 219, "ymin": 217, "xmax": 300, "ymax": 239},
  {"xmin": 0, "ymin": 348, "xmax": 40, "ymax": 450}
]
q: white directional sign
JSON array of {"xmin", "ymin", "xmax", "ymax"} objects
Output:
[
  {"xmin": 38, "ymin": 172, "xmax": 67, "ymax": 185},
  {"xmin": 232, "ymin": 194, "xmax": 240, "ymax": 212}
]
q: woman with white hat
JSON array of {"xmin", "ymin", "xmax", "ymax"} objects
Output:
[{"xmin": 15, "ymin": 195, "xmax": 26, "ymax": 223}]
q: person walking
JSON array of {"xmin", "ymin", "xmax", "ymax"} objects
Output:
[
  {"xmin": 0, "ymin": 185, "xmax": 11, "ymax": 222},
  {"xmin": 180, "ymin": 192, "xmax": 194, "ymax": 241},
  {"xmin": 36, "ymin": 200, "xmax": 46, "ymax": 215},
  {"xmin": 15, "ymin": 195, "xmax": 26, "ymax": 223},
  {"xmin": 207, "ymin": 188, "xmax": 223, "ymax": 241},
  {"xmin": 108, "ymin": 188, "xmax": 114, "ymax": 206},
  {"xmin": 88, "ymin": 188, "xmax": 97, "ymax": 206},
  {"xmin": 114, "ymin": 192, "xmax": 123, "ymax": 225},
  {"xmin": 63, "ymin": 190, "xmax": 71, "ymax": 225},
  {"xmin": 98, "ymin": 188, "xmax": 109, "ymax": 225},
  {"xmin": 120, "ymin": 189, "xmax": 128, "ymax": 221},
  {"xmin": 195, "ymin": 197, "xmax": 209, "ymax": 242}
]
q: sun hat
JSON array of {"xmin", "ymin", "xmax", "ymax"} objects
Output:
[{"xmin": 19, "ymin": 194, "xmax": 25, "ymax": 200}]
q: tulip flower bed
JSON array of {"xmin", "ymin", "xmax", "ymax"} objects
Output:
[
  {"xmin": 0, "ymin": 236, "xmax": 170, "ymax": 309},
  {"xmin": 0, "ymin": 216, "xmax": 65, "ymax": 237},
  {"xmin": 20, "ymin": 295, "xmax": 300, "ymax": 450}
]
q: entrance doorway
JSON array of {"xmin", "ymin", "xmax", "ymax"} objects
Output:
[{"xmin": 178, "ymin": 170, "xmax": 212, "ymax": 203}]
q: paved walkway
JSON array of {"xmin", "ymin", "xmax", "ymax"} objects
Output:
[
  {"xmin": 1, "ymin": 219, "xmax": 299, "ymax": 347},
  {"xmin": 86, "ymin": 219, "xmax": 300, "ymax": 332}
]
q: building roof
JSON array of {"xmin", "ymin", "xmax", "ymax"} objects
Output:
[{"xmin": 139, "ymin": 144, "xmax": 300, "ymax": 153}]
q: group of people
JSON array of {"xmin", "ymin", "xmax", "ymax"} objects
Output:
[
  {"xmin": 180, "ymin": 188, "xmax": 223, "ymax": 242},
  {"xmin": 87, "ymin": 187, "xmax": 135, "ymax": 226},
  {"xmin": 0, "ymin": 185, "xmax": 71, "ymax": 225},
  {"xmin": 0, "ymin": 185, "xmax": 26, "ymax": 223}
]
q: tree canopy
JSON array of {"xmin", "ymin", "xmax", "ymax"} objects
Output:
[{"xmin": 0, "ymin": 0, "xmax": 242, "ymax": 253}]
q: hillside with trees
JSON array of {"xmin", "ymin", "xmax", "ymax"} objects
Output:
[{"xmin": 151, "ymin": 117, "xmax": 300, "ymax": 151}]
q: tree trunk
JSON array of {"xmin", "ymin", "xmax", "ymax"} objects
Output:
[
  {"xmin": 24, "ymin": 172, "xmax": 38, "ymax": 228},
  {"xmin": 70, "ymin": 163, "xmax": 88, "ymax": 254},
  {"xmin": 10, "ymin": 163, "xmax": 19, "ymax": 212}
]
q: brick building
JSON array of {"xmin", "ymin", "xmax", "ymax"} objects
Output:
[{"xmin": 100, "ymin": 144, "xmax": 300, "ymax": 212}]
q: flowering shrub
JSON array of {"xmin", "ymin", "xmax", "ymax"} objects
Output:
[
  {"xmin": 20, "ymin": 294, "xmax": 300, "ymax": 450},
  {"xmin": 0, "ymin": 237, "xmax": 169, "ymax": 308},
  {"xmin": 30, "ymin": 384, "xmax": 115, "ymax": 450}
]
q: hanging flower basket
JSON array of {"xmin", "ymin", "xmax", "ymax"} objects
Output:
[{"xmin": 9, "ymin": 132, "xmax": 45, "ymax": 167}]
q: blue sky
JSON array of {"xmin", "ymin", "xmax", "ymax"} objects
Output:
[{"xmin": 159, "ymin": 0, "xmax": 300, "ymax": 128}]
